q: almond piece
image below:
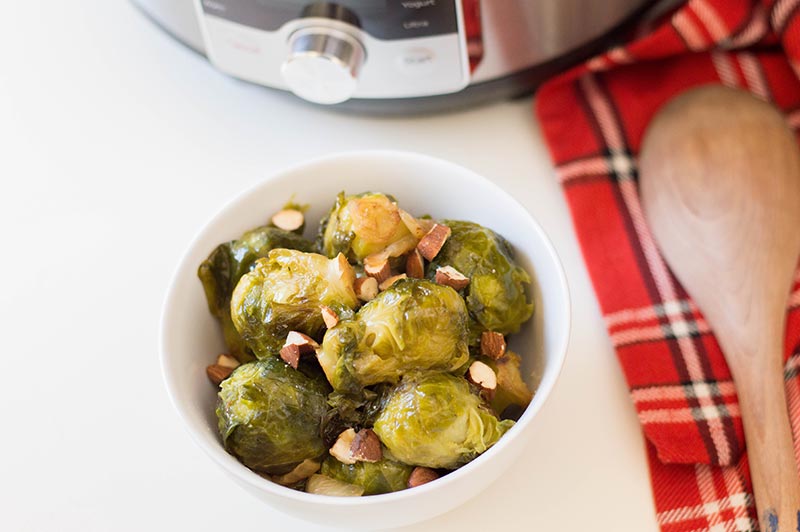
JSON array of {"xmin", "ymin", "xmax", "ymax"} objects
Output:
[
  {"xmin": 467, "ymin": 360, "xmax": 497, "ymax": 394},
  {"xmin": 405, "ymin": 249, "xmax": 425, "ymax": 279},
  {"xmin": 364, "ymin": 257, "xmax": 392, "ymax": 283},
  {"xmin": 407, "ymin": 467, "xmax": 439, "ymax": 488},
  {"xmin": 271, "ymin": 209, "xmax": 304, "ymax": 232},
  {"xmin": 332, "ymin": 253, "xmax": 356, "ymax": 286},
  {"xmin": 350, "ymin": 429, "xmax": 383, "ymax": 463},
  {"xmin": 480, "ymin": 331, "xmax": 507, "ymax": 360},
  {"xmin": 330, "ymin": 428, "xmax": 358, "ymax": 465},
  {"xmin": 216, "ymin": 354, "xmax": 241, "ymax": 369},
  {"xmin": 354, "ymin": 276, "xmax": 379, "ymax": 302},
  {"xmin": 417, "ymin": 224, "xmax": 451, "ymax": 261},
  {"xmin": 206, "ymin": 364, "xmax": 233, "ymax": 386},
  {"xmin": 279, "ymin": 344, "xmax": 301, "ymax": 369},
  {"xmin": 434, "ymin": 266, "xmax": 470, "ymax": 291},
  {"xmin": 320, "ymin": 305, "xmax": 339, "ymax": 329},
  {"xmin": 379, "ymin": 273, "xmax": 407, "ymax": 291},
  {"xmin": 280, "ymin": 331, "xmax": 320, "ymax": 369}
]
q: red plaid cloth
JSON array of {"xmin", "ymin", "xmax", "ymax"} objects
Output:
[{"xmin": 535, "ymin": 0, "xmax": 800, "ymax": 530}]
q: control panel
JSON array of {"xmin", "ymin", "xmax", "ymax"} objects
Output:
[{"xmin": 194, "ymin": 0, "xmax": 470, "ymax": 103}]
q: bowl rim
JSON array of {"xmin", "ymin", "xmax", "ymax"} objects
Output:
[{"xmin": 159, "ymin": 149, "xmax": 571, "ymax": 507}]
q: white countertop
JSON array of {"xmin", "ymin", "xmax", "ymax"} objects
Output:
[{"xmin": 0, "ymin": 2, "xmax": 659, "ymax": 531}]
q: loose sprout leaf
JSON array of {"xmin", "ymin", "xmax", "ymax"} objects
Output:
[
  {"xmin": 319, "ymin": 192, "xmax": 417, "ymax": 263},
  {"xmin": 217, "ymin": 358, "xmax": 331, "ymax": 474},
  {"xmin": 317, "ymin": 278, "xmax": 470, "ymax": 393},
  {"xmin": 373, "ymin": 373, "xmax": 514, "ymax": 469},
  {"xmin": 305, "ymin": 474, "xmax": 364, "ymax": 497},
  {"xmin": 320, "ymin": 455, "xmax": 413, "ymax": 495},
  {"xmin": 230, "ymin": 249, "xmax": 359, "ymax": 358},
  {"xmin": 198, "ymin": 227, "xmax": 313, "ymax": 361},
  {"xmin": 427, "ymin": 220, "xmax": 534, "ymax": 340}
]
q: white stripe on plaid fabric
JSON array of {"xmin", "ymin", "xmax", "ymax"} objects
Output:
[
  {"xmin": 721, "ymin": 465, "xmax": 756, "ymax": 530},
  {"xmin": 632, "ymin": 381, "xmax": 737, "ymax": 403},
  {"xmin": 556, "ymin": 156, "xmax": 609, "ymax": 183},
  {"xmin": 726, "ymin": 3, "xmax": 769, "ymax": 48},
  {"xmin": 656, "ymin": 491, "xmax": 753, "ymax": 526},
  {"xmin": 711, "ymin": 52, "xmax": 740, "ymax": 88},
  {"xmin": 580, "ymin": 72, "xmax": 734, "ymax": 464},
  {"xmin": 639, "ymin": 403, "xmax": 740, "ymax": 424},
  {"xmin": 696, "ymin": 464, "xmax": 726, "ymax": 530},
  {"xmin": 587, "ymin": 47, "xmax": 635, "ymax": 73},
  {"xmin": 605, "ymin": 298, "xmax": 696, "ymax": 328},
  {"xmin": 772, "ymin": 0, "xmax": 800, "ymax": 34},
  {"xmin": 610, "ymin": 318, "xmax": 710, "ymax": 347},
  {"xmin": 673, "ymin": 8, "xmax": 707, "ymax": 51},
  {"xmin": 689, "ymin": 0, "xmax": 730, "ymax": 43},
  {"xmin": 736, "ymin": 52, "xmax": 770, "ymax": 99}
]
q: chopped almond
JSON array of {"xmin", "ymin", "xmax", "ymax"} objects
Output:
[
  {"xmin": 279, "ymin": 344, "xmax": 301, "ymax": 369},
  {"xmin": 417, "ymin": 224, "xmax": 451, "ymax": 261},
  {"xmin": 379, "ymin": 273, "xmax": 407, "ymax": 291},
  {"xmin": 271, "ymin": 209, "xmax": 304, "ymax": 232},
  {"xmin": 407, "ymin": 467, "xmax": 439, "ymax": 488},
  {"xmin": 480, "ymin": 331, "xmax": 507, "ymax": 360},
  {"xmin": 320, "ymin": 305, "xmax": 339, "ymax": 328},
  {"xmin": 434, "ymin": 266, "xmax": 470, "ymax": 291},
  {"xmin": 354, "ymin": 276, "xmax": 379, "ymax": 301},
  {"xmin": 405, "ymin": 249, "xmax": 425, "ymax": 279},
  {"xmin": 280, "ymin": 331, "xmax": 319, "ymax": 369},
  {"xmin": 468, "ymin": 360, "xmax": 497, "ymax": 399},
  {"xmin": 206, "ymin": 364, "xmax": 233, "ymax": 386},
  {"xmin": 350, "ymin": 429, "xmax": 382, "ymax": 463},
  {"xmin": 285, "ymin": 331, "xmax": 320, "ymax": 352},
  {"xmin": 330, "ymin": 428, "xmax": 357, "ymax": 465},
  {"xmin": 364, "ymin": 256, "xmax": 392, "ymax": 283},
  {"xmin": 216, "ymin": 354, "xmax": 240, "ymax": 369},
  {"xmin": 332, "ymin": 253, "xmax": 356, "ymax": 286}
]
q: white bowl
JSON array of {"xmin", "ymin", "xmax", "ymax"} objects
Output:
[{"xmin": 160, "ymin": 150, "xmax": 570, "ymax": 530}]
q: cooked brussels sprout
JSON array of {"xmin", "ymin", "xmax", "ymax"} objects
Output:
[
  {"xmin": 230, "ymin": 249, "xmax": 359, "ymax": 358},
  {"xmin": 317, "ymin": 279, "xmax": 470, "ymax": 393},
  {"xmin": 320, "ymin": 455, "xmax": 413, "ymax": 495},
  {"xmin": 428, "ymin": 220, "xmax": 533, "ymax": 338},
  {"xmin": 319, "ymin": 192, "xmax": 415, "ymax": 262},
  {"xmin": 198, "ymin": 227, "xmax": 313, "ymax": 361},
  {"xmin": 217, "ymin": 358, "xmax": 331, "ymax": 474},
  {"xmin": 373, "ymin": 373, "xmax": 514, "ymax": 469},
  {"xmin": 481, "ymin": 350, "xmax": 534, "ymax": 416}
]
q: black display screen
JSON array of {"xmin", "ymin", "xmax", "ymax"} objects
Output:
[{"xmin": 200, "ymin": 0, "xmax": 458, "ymax": 40}]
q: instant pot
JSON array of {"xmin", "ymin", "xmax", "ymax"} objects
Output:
[{"xmin": 134, "ymin": 0, "xmax": 673, "ymax": 112}]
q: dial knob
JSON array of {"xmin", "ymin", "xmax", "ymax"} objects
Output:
[{"xmin": 281, "ymin": 26, "xmax": 366, "ymax": 105}]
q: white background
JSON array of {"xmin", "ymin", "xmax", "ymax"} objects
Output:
[{"xmin": 0, "ymin": 2, "xmax": 659, "ymax": 530}]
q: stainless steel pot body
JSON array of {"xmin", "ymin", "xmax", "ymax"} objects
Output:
[{"xmin": 134, "ymin": 0, "xmax": 664, "ymax": 111}]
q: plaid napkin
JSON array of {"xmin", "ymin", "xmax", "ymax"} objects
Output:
[{"xmin": 534, "ymin": 0, "xmax": 800, "ymax": 530}]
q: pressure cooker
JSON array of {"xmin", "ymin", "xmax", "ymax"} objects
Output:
[{"xmin": 133, "ymin": 0, "xmax": 674, "ymax": 112}]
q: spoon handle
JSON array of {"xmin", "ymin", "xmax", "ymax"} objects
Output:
[{"xmin": 728, "ymin": 340, "xmax": 800, "ymax": 532}]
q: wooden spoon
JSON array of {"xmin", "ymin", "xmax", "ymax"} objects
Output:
[{"xmin": 640, "ymin": 86, "xmax": 800, "ymax": 532}]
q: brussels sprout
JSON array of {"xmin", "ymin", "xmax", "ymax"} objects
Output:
[
  {"xmin": 230, "ymin": 249, "xmax": 359, "ymax": 358},
  {"xmin": 428, "ymin": 220, "xmax": 533, "ymax": 339},
  {"xmin": 373, "ymin": 373, "xmax": 514, "ymax": 469},
  {"xmin": 217, "ymin": 358, "xmax": 331, "ymax": 474},
  {"xmin": 317, "ymin": 279, "xmax": 470, "ymax": 393},
  {"xmin": 198, "ymin": 227, "xmax": 313, "ymax": 361},
  {"xmin": 319, "ymin": 192, "xmax": 415, "ymax": 262},
  {"xmin": 320, "ymin": 455, "xmax": 413, "ymax": 495},
  {"xmin": 481, "ymin": 350, "xmax": 534, "ymax": 416}
]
